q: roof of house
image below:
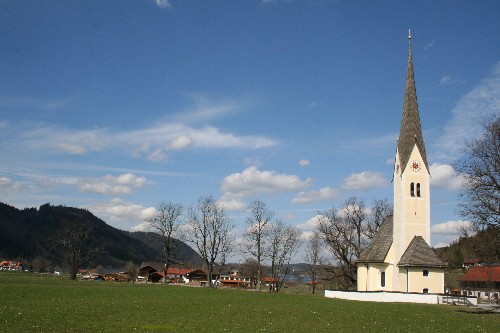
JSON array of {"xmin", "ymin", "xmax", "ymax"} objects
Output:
[
  {"xmin": 397, "ymin": 42, "xmax": 429, "ymax": 174},
  {"xmin": 463, "ymin": 259, "xmax": 482, "ymax": 265},
  {"xmin": 397, "ymin": 236, "xmax": 447, "ymax": 268},
  {"xmin": 139, "ymin": 263, "xmax": 191, "ymax": 275},
  {"xmin": 460, "ymin": 266, "xmax": 500, "ymax": 283},
  {"xmin": 261, "ymin": 277, "xmax": 278, "ymax": 283},
  {"xmin": 357, "ymin": 215, "xmax": 394, "ymax": 263}
]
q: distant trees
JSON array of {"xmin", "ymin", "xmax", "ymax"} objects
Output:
[
  {"xmin": 186, "ymin": 196, "xmax": 234, "ymax": 287},
  {"xmin": 266, "ymin": 220, "xmax": 302, "ymax": 293},
  {"xmin": 316, "ymin": 197, "xmax": 392, "ymax": 290},
  {"xmin": 54, "ymin": 221, "xmax": 103, "ymax": 280},
  {"xmin": 146, "ymin": 201, "xmax": 183, "ymax": 283},
  {"xmin": 304, "ymin": 232, "xmax": 323, "ymax": 294},
  {"xmin": 243, "ymin": 200, "xmax": 273, "ymax": 291}
]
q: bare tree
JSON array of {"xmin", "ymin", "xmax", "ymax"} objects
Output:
[
  {"xmin": 364, "ymin": 199, "xmax": 393, "ymax": 239},
  {"xmin": 456, "ymin": 115, "xmax": 499, "ymax": 229},
  {"xmin": 146, "ymin": 201, "xmax": 183, "ymax": 283},
  {"xmin": 317, "ymin": 197, "xmax": 366, "ymax": 290},
  {"xmin": 317, "ymin": 197, "xmax": 391, "ymax": 290},
  {"xmin": 54, "ymin": 221, "xmax": 103, "ymax": 280},
  {"xmin": 186, "ymin": 196, "xmax": 234, "ymax": 287},
  {"xmin": 266, "ymin": 219, "xmax": 302, "ymax": 293},
  {"xmin": 243, "ymin": 199, "xmax": 273, "ymax": 291},
  {"xmin": 304, "ymin": 232, "xmax": 323, "ymax": 294}
]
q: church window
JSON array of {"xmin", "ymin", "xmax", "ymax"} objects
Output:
[
  {"xmin": 423, "ymin": 270, "xmax": 429, "ymax": 277},
  {"xmin": 423, "ymin": 288, "xmax": 429, "ymax": 294},
  {"xmin": 416, "ymin": 183, "xmax": 421, "ymax": 197},
  {"xmin": 380, "ymin": 271, "xmax": 385, "ymax": 288},
  {"xmin": 410, "ymin": 183, "xmax": 415, "ymax": 197}
]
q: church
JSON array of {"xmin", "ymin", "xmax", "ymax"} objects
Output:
[{"xmin": 356, "ymin": 33, "xmax": 446, "ymax": 294}]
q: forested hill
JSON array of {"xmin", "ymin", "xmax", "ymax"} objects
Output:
[{"xmin": 0, "ymin": 202, "xmax": 201, "ymax": 268}]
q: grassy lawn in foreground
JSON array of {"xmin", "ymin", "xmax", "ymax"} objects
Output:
[{"xmin": 0, "ymin": 272, "xmax": 498, "ymax": 332}]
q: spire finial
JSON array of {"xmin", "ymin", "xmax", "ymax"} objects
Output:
[{"xmin": 408, "ymin": 29, "xmax": 412, "ymax": 45}]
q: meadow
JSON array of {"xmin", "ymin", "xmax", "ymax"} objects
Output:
[{"xmin": 0, "ymin": 272, "xmax": 497, "ymax": 333}]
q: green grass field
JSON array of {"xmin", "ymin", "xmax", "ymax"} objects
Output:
[{"xmin": 0, "ymin": 272, "xmax": 497, "ymax": 332}]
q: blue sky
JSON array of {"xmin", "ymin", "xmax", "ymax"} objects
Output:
[{"xmin": 1, "ymin": 0, "xmax": 499, "ymax": 254}]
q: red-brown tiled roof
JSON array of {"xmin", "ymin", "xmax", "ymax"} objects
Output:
[
  {"xmin": 459, "ymin": 266, "xmax": 500, "ymax": 283},
  {"xmin": 261, "ymin": 277, "xmax": 278, "ymax": 283},
  {"xmin": 463, "ymin": 259, "xmax": 481, "ymax": 264}
]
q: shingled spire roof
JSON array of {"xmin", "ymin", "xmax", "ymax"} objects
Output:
[
  {"xmin": 397, "ymin": 34, "xmax": 429, "ymax": 173},
  {"xmin": 397, "ymin": 236, "xmax": 447, "ymax": 268}
]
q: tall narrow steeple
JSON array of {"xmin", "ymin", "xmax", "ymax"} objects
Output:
[{"xmin": 397, "ymin": 31, "xmax": 428, "ymax": 173}]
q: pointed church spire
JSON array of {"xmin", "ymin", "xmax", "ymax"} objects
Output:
[{"xmin": 397, "ymin": 31, "xmax": 429, "ymax": 173}]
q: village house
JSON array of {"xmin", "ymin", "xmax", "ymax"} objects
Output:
[
  {"xmin": 0, "ymin": 261, "xmax": 23, "ymax": 271},
  {"xmin": 218, "ymin": 268, "xmax": 252, "ymax": 288},
  {"xmin": 138, "ymin": 262, "xmax": 192, "ymax": 283},
  {"xmin": 459, "ymin": 266, "xmax": 500, "ymax": 300},
  {"xmin": 356, "ymin": 32, "xmax": 447, "ymax": 294}
]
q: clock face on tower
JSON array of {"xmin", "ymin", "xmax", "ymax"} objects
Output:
[{"xmin": 410, "ymin": 160, "xmax": 421, "ymax": 172}]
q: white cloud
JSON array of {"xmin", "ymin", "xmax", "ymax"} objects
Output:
[
  {"xmin": 292, "ymin": 186, "xmax": 339, "ymax": 204},
  {"xmin": 436, "ymin": 61, "xmax": 500, "ymax": 160},
  {"xmin": 220, "ymin": 166, "xmax": 312, "ymax": 204},
  {"xmin": 154, "ymin": 0, "xmax": 171, "ymax": 9},
  {"xmin": 341, "ymin": 171, "xmax": 389, "ymax": 191},
  {"xmin": 168, "ymin": 135, "xmax": 193, "ymax": 150},
  {"xmin": 77, "ymin": 173, "xmax": 147, "ymax": 195},
  {"xmin": 431, "ymin": 220, "xmax": 472, "ymax": 235},
  {"xmin": 217, "ymin": 199, "xmax": 247, "ymax": 212},
  {"xmin": 429, "ymin": 163, "xmax": 464, "ymax": 190},
  {"xmin": 299, "ymin": 159, "xmax": 310, "ymax": 167},
  {"xmin": 85, "ymin": 198, "xmax": 156, "ymax": 231},
  {"xmin": 297, "ymin": 215, "xmax": 322, "ymax": 231}
]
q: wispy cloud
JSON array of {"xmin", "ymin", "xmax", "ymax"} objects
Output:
[
  {"xmin": 8, "ymin": 111, "xmax": 278, "ymax": 162},
  {"xmin": 154, "ymin": 0, "xmax": 171, "ymax": 9},
  {"xmin": 439, "ymin": 76, "xmax": 465, "ymax": 86},
  {"xmin": 435, "ymin": 61, "xmax": 500, "ymax": 161},
  {"xmin": 299, "ymin": 159, "xmax": 310, "ymax": 167},
  {"xmin": 0, "ymin": 177, "xmax": 24, "ymax": 193}
]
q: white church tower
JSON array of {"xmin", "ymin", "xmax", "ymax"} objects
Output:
[{"xmin": 357, "ymin": 32, "xmax": 446, "ymax": 294}]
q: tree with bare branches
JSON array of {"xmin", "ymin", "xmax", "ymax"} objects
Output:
[
  {"xmin": 186, "ymin": 196, "xmax": 234, "ymax": 287},
  {"xmin": 456, "ymin": 115, "xmax": 499, "ymax": 229},
  {"xmin": 266, "ymin": 219, "xmax": 301, "ymax": 293},
  {"xmin": 146, "ymin": 201, "xmax": 183, "ymax": 283},
  {"xmin": 243, "ymin": 199, "xmax": 274, "ymax": 290},
  {"xmin": 316, "ymin": 197, "xmax": 391, "ymax": 290},
  {"xmin": 54, "ymin": 221, "xmax": 103, "ymax": 280},
  {"xmin": 304, "ymin": 232, "xmax": 323, "ymax": 294}
]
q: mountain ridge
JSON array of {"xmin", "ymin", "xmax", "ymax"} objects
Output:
[{"xmin": 0, "ymin": 202, "xmax": 201, "ymax": 268}]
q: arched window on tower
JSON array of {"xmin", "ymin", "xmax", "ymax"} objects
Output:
[
  {"xmin": 410, "ymin": 183, "xmax": 415, "ymax": 197},
  {"xmin": 416, "ymin": 183, "xmax": 421, "ymax": 197}
]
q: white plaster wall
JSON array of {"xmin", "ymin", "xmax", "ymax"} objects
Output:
[{"xmin": 325, "ymin": 290, "xmax": 439, "ymax": 304}]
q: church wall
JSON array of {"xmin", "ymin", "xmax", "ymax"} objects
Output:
[
  {"xmin": 357, "ymin": 265, "xmax": 368, "ymax": 291},
  {"xmin": 406, "ymin": 267, "xmax": 445, "ymax": 294}
]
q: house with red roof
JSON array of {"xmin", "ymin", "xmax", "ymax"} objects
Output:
[{"xmin": 459, "ymin": 266, "xmax": 500, "ymax": 300}]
